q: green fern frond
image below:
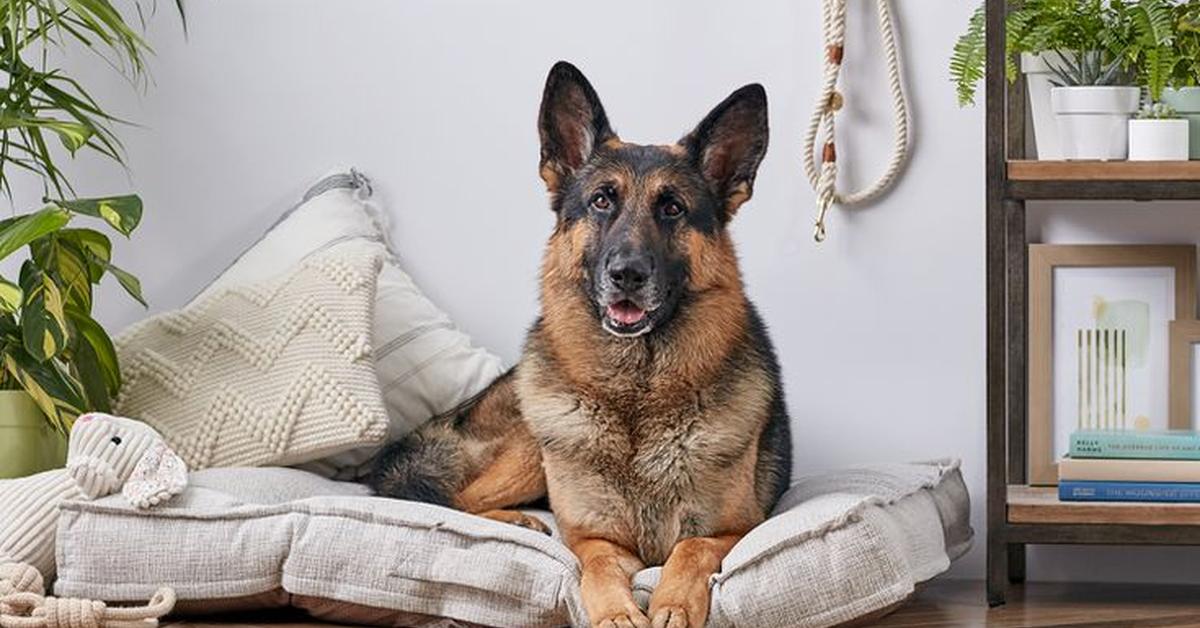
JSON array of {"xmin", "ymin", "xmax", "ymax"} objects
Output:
[{"xmin": 951, "ymin": 4, "xmax": 987, "ymax": 107}]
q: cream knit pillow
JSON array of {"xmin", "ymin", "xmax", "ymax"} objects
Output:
[
  {"xmin": 195, "ymin": 170, "xmax": 505, "ymax": 479},
  {"xmin": 113, "ymin": 245, "xmax": 390, "ymax": 470}
]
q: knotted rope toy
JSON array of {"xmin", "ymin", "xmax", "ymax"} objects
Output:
[
  {"xmin": 802, "ymin": 0, "xmax": 910, "ymax": 242},
  {"xmin": 0, "ymin": 562, "xmax": 175, "ymax": 628}
]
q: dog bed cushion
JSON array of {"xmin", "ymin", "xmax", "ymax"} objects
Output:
[
  {"xmin": 188, "ymin": 169, "xmax": 506, "ymax": 479},
  {"xmin": 55, "ymin": 460, "xmax": 971, "ymax": 628}
]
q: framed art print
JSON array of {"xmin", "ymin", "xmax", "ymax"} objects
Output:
[
  {"xmin": 1029, "ymin": 244, "xmax": 1196, "ymax": 485},
  {"xmin": 1169, "ymin": 320, "xmax": 1200, "ymax": 428}
]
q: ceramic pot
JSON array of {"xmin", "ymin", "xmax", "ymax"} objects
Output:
[
  {"xmin": 1161, "ymin": 87, "xmax": 1200, "ymax": 159},
  {"xmin": 1050, "ymin": 86, "xmax": 1140, "ymax": 160},
  {"xmin": 1022, "ymin": 52, "xmax": 1066, "ymax": 159},
  {"xmin": 1128, "ymin": 119, "xmax": 1190, "ymax": 161},
  {"xmin": 0, "ymin": 390, "xmax": 66, "ymax": 479}
]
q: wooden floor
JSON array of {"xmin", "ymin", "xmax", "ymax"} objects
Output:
[{"xmin": 162, "ymin": 579, "xmax": 1200, "ymax": 627}]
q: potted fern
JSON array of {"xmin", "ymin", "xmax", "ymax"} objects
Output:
[
  {"xmin": 951, "ymin": 0, "xmax": 1157, "ymax": 159},
  {"xmin": 952, "ymin": 0, "xmax": 1121, "ymax": 159},
  {"xmin": 1114, "ymin": 0, "xmax": 1191, "ymax": 160},
  {"xmin": 0, "ymin": 1, "xmax": 168, "ymax": 478},
  {"xmin": 1162, "ymin": 1, "xmax": 1200, "ymax": 158}
]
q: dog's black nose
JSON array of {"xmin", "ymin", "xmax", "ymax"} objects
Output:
[{"xmin": 607, "ymin": 255, "xmax": 650, "ymax": 292}]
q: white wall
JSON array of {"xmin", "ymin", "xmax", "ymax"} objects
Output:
[{"xmin": 21, "ymin": 0, "xmax": 1200, "ymax": 584}]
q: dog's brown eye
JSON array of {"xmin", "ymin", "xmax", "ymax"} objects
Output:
[
  {"xmin": 662, "ymin": 201, "xmax": 686, "ymax": 218},
  {"xmin": 590, "ymin": 192, "xmax": 612, "ymax": 211}
]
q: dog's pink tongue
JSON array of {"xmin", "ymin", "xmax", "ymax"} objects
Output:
[{"xmin": 607, "ymin": 301, "xmax": 646, "ymax": 325}]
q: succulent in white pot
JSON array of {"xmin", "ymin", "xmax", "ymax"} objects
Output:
[
  {"xmin": 1124, "ymin": 0, "xmax": 1200, "ymax": 158},
  {"xmin": 1128, "ymin": 103, "xmax": 1189, "ymax": 161},
  {"xmin": 1048, "ymin": 51, "xmax": 1139, "ymax": 160}
]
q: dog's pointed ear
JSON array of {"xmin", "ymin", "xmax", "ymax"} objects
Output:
[
  {"xmin": 679, "ymin": 84, "xmax": 769, "ymax": 218},
  {"xmin": 538, "ymin": 61, "xmax": 615, "ymax": 194}
]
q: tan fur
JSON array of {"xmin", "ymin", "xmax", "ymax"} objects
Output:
[
  {"xmin": 573, "ymin": 538, "xmax": 649, "ymax": 628},
  {"xmin": 430, "ymin": 190, "xmax": 775, "ymax": 627},
  {"xmin": 455, "ymin": 426, "xmax": 545, "ymax": 513},
  {"xmin": 373, "ymin": 66, "xmax": 783, "ymax": 627},
  {"xmin": 649, "ymin": 534, "xmax": 741, "ymax": 628}
]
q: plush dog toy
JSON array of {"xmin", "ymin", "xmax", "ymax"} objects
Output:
[{"xmin": 0, "ymin": 413, "xmax": 187, "ymax": 580}]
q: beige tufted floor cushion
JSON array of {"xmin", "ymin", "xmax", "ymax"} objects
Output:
[{"xmin": 55, "ymin": 461, "xmax": 971, "ymax": 628}]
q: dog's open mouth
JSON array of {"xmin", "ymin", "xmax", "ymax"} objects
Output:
[
  {"xmin": 602, "ymin": 299, "xmax": 653, "ymax": 337},
  {"xmin": 606, "ymin": 300, "xmax": 646, "ymax": 326}
]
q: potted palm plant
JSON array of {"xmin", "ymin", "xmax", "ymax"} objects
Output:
[
  {"xmin": 951, "ymin": 0, "xmax": 1121, "ymax": 159},
  {"xmin": 0, "ymin": 1, "xmax": 169, "ymax": 478},
  {"xmin": 1161, "ymin": 1, "xmax": 1200, "ymax": 158},
  {"xmin": 1115, "ymin": 0, "xmax": 1191, "ymax": 160}
]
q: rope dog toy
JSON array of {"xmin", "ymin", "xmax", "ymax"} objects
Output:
[{"xmin": 0, "ymin": 562, "xmax": 175, "ymax": 628}]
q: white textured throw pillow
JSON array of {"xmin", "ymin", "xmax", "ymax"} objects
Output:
[
  {"xmin": 192, "ymin": 170, "xmax": 505, "ymax": 478},
  {"xmin": 113, "ymin": 246, "xmax": 391, "ymax": 470}
]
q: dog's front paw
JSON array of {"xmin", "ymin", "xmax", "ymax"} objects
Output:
[
  {"xmin": 649, "ymin": 605, "xmax": 698, "ymax": 628},
  {"xmin": 649, "ymin": 589, "xmax": 708, "ymax": 628},
  {"xmin": 594, "ymin": 606, "xmax": 651, "ymax": 628}
]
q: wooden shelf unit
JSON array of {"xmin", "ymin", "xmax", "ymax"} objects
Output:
[{"xmin": 984, "ymin": 1, "xmax": 1200, "ymax": 608}]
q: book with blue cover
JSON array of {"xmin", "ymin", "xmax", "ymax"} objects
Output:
[
  {"xmin": 1059, "ymin": 480, "xmax": 1200, "ymax": 502},
  {"xmin": 1069, "ymin": 429, "xmax": 1200, "ymax": 460}
]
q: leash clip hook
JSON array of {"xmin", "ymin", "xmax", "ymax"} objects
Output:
[{"xmin": 814, "ymin": 195, "xmax": 833, "ymax": 243}]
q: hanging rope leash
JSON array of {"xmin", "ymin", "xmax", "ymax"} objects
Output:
[{"xmin": 803, "ymin": 0, "xmax": 910, "ymax": 242}]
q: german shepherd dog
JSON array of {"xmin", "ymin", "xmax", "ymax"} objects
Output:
[{"xmin": 369, "ymin": 61, "xmax": 792, "ymax": 628}]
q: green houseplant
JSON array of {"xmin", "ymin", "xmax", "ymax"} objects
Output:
[
  {"xmin": 1110, "ymin": 0, "xmax": 1193, "ymax": 159},
  {"xmin": 1161, "ymin": 1, "xmax": 1200, "ymax": 157},
  {"xmin": 0, "ymin": 0, "xmax": 167, "ymax": 478},
  {"xmin": 951, "ymin": 0, "xmax": 1135, "ymax": 159}
]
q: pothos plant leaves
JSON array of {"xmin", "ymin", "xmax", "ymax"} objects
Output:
[
  {"xmin": 0, "ymin": 207, "xmax": 71, "ymax": 261},
  {"xmin": 0, "ymin": 277, "xmax": 22, "ymax": 313},
  {"xmin": 66, "ymin": 307, "xmax": 118, "ymax": 413},
  {"xmin": 32, "ymin": 235, "xmax": 94, "ymax": 312},
  {"xmin": 0, "ymin": 0, "xmax": 180, "ymax": 432},
  {"xmin": 19, "ymin": 260, "xmax": 70, "ymax": 362},
  {"xmin": 0, "ymin": 194, "xmax": 148, "ymax": 431},
  {"xmin": 65, "ymin": 305, "xmax": 121, "ymax": 397},
  {"xmin": 51, "ymin": 195, "xmax": 142, "ymax": 237},
  {"xmin": 2, "ymin": 342, "xmax": 87, "ymax": 435}
]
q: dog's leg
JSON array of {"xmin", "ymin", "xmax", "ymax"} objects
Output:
[
  {"xmin": 572, "ymin": 538, "xmax": 649, "ymax": 628},
  {"xmin": 647, "ymin": 534, "xmax": 741, "ymax": 628},
  {"xmin": 455, "ymin": 428, "xmax": 549, "ymax": 534}
]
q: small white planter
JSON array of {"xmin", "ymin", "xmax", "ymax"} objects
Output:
[
  {"xmin": 1050, "ymin": 86, "xmax": 1140, "ymax": 160},
  {"xmin": 1022, "ymin": 52, "xmax": 1065, "ymax": 159},
  {"xmin": 1128, "ymin": 119, "xmax": 1190, "ymax": 161}
]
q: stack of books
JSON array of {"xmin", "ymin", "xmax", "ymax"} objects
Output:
[{"xmin": 1059, "ymin": 429, "xmax": 1200, "ymax": 502}]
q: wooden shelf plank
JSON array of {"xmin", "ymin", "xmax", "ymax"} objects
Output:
[
  {"xmin": 1008, "ymin": 485, "xmax": 1200, "ymax": 526},
  {"xmin": 1008, "ymin": 160, "xmax": 1200, "ymax": 181},
  {"xmin": 1007, "ymin": 179, "xmax": 1200, "ymax": 200}
]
